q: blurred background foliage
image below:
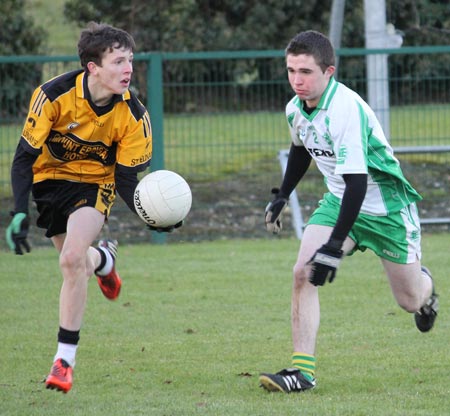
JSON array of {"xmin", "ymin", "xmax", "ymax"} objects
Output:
[
  {"xmin": 61, "ymin": 0, "xmax": 450, "ymax": 52},
  {"xmin": 1, "ymin": 0, "xmax": 449, "ymax": 118},
  {"xmin": 1, "ymin": 0, "xmax": 449, "ymax": 119},
  {"xmin": 2, "ymin": 0, "xmax": 448, "ymax": 57}
]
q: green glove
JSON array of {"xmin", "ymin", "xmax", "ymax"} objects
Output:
[{"xmin": 6, "ymin": 212, "xmax": 31, "ymax": 255}]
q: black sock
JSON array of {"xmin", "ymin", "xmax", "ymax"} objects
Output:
[{"xmin": 58, "ymin": 327, "xmax": 80, "ymax": 345}]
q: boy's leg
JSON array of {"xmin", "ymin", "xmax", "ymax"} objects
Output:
[
  {"xmin": 382, "ymin": 259, "xmax": 438, "ymax": 332},
  {"xmin": 46, "ymin": 207, "xmax": 104, "ymax": 393},
  {"xmin": 260, "ymin": 224, "xmax": 355, "ymax": 393},
  {"xmin": 382, "ymin": 259, "xmax": 432, "ymax": 313}
]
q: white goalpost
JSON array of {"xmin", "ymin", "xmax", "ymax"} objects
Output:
[{"xmin": 278, "ymin": 149, "xmax": 304, "ymax": 240}]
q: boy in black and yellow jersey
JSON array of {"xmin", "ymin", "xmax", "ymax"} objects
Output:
[{"xmin": 6, "ymin": 22, "xmax": 177, "ymax": 393}]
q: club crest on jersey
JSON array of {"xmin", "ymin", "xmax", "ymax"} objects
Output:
[{"xmin": 67, "ymin": 122, "xmax": 79, "ymax": 130}]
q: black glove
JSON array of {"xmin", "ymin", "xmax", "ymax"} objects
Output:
[
  {"xmin": 5, "ymin": 212, "xmax": 31, "ymax": 255},
  {"xmin": 265, "ymin": 188, "xmax": 288, "ymax": 234},
  {"xmin": 308, "ymin": 240, "xmax": 343, "ymax": 286},
  {"xmin": 147, "ymin": 220, "xmax": 183, "ymax": 233}
]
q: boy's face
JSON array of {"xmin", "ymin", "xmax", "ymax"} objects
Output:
[
  {"xmin": 286, "ymin": 53, "xmax": 334, "ymax": 108},
  {"xmin": 90, "ymin": 46, "xmax": 134, "ymax": 96}
]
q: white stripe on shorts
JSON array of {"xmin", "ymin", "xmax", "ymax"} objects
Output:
[{"xmin": 400, "ymin": 203, "xmax": 422, "ymax": 263}]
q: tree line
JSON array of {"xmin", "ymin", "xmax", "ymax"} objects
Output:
[
  {"xmin": 1, "ymin": 0, "xmax": 449, "ymax": 118},
  {"xmin": 62, "ymin": 0, "xmax": 449, "ymax": 51}
]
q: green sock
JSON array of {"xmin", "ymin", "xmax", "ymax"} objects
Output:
[{"xmin": 292, "ymin": 352, "xmax": 316, "ymax": 381}]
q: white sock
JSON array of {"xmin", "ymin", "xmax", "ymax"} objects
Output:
[
  {"xmin": 96, "ymin": 247, "xmax": 114, "ymax": 276},
  {"xmin": 54, "ymin": 342, "xmax": 78, "ymax": 367}
]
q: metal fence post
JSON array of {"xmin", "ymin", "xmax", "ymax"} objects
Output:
[{"xmin": 147, "ymin": 52, "xmax": 166, "ymax": 244}]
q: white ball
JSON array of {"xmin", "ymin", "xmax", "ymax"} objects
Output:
[{"xmin": 134, "ymin": 170, "xmax": 192, "ymax": 227}]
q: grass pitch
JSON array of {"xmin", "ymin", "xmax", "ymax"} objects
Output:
[{"xmin": 0, "ymin": 235, "xmax": 449, "ymax": 415}]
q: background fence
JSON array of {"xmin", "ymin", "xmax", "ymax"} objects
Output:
[{"xmin": 1, "ymin": 46, "xmax": 449, "ymax": 248}]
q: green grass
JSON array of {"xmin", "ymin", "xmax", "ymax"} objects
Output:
[
  {"xmin": 2, "ymin": 104, "xmax": 450, "ymax": 185},
  {"xmin": 1, "ymin": 235, "xmax": 449, "ymax": 415},
  {"xmin": 390, "ymin": 104, "xmax": 450, "ymax": 146},
  {"xmin": 163, "ymin": 112, "xmax": 288, "ymax": 179}
]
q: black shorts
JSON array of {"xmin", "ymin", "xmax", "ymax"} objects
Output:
[{"xmin": 32, "ymin": 180, "xmax": 116, "ymax": 238}]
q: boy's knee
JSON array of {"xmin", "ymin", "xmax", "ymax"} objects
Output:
[{"xmin": 293, "ymin": 262, "xmax": 311, "ymax": 288}]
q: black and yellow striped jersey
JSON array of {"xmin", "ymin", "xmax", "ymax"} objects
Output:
[{"xmin": 20, "ymin": 69, "xmax": 152, "ymax": 185}]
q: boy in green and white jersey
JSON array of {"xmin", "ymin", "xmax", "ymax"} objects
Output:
[
  {"xmin": 260, "ymin": 30, "xmax": 438, "ymax": 394},
  {"xmin": 287, "ymin": 77, "xmax": 421, "ymax": 217}
]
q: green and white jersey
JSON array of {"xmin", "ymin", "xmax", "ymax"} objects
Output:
[{"xmin": 286, "ymin": 77, "xmax": 422, "ymax": 216}]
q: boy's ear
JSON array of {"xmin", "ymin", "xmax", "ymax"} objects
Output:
[
  {"xmin": 325, "ymin": 66, "xmax": 336, "ymax": 77},
  {"xmin": 86, "ymin": 61, "xmax": 98, "ymax": 75}
]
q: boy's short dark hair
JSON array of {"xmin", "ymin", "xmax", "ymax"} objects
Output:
[
  {"xmin": 78, "ymin": 22, "xmax": 136, "ymax": 69},
  {"xmin": 285, "ymin": 30, "xmax": 335, "ymax": 72}
]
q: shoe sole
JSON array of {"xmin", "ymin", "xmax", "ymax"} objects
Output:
[
  {"xmin": 259, "ymin": 375, "xmax": 286, "ymax": 392},
  {"xmin": 45, "ymin": 379, "xmax": 71, "ymax": 393}
]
